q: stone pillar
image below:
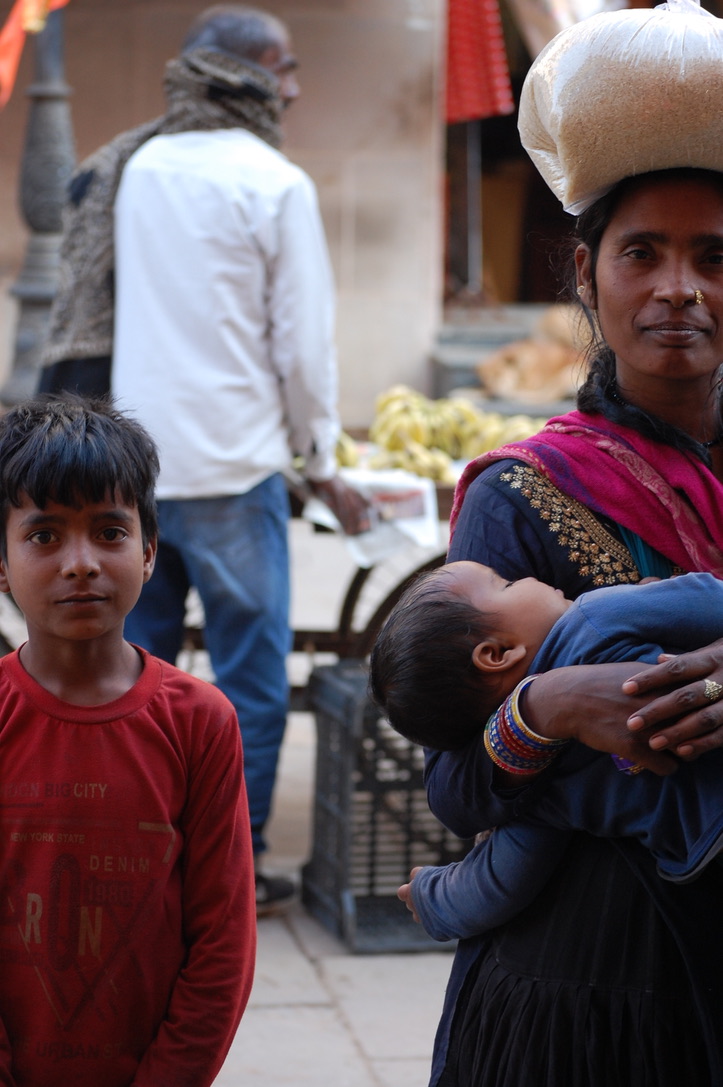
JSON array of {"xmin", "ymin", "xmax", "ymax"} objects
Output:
[{"xmin": 2, "ymin": 10, "xmax": 75, "ymax": 406}]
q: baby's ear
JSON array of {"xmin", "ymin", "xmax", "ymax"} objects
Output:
[{"xmin": 472, "ymin": 640, "xmax": 526, "ymax": 674}]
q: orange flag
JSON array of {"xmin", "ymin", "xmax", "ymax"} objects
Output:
[{"xmin": 0, "ymin": 0, "xmax": 71, "ymax": 108}]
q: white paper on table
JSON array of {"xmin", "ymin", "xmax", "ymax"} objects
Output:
[{"xmin": 301, "ymin": 468, "xmax": 441, "ymax": 568}]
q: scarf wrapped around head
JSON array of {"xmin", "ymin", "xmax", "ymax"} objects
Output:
[
  {"xmin": 43, "ymin": 48, "xmax": 284, "ymax": 368},
  {"xmin": 450, "ymin": 411, "xmax": 723, "ymax": 577}
]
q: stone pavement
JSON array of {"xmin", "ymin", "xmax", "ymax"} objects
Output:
[
  {"xmin": 215, "ymin": 712, "xmax": 454, "ymax": 1087},
  {"xmin": 213, "ymin": 521, "xmax": 454, "ymax": 1086}
]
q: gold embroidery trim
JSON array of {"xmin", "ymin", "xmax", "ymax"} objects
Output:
[{"xmin": 500, "ymin": 464, "xmax": 640, "ymax": 587}]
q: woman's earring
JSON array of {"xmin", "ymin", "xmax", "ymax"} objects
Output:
[{"xmin": 577, "ymin": 285, "xmax": 585, "ymax": 296}]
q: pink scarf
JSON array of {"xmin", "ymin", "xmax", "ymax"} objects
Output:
[{"xmin": 450, "ymin": 411, "xmax": 723, "ymax": 576}]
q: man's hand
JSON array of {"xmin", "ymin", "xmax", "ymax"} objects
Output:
[
  {"xmin": 308, "ymin": 477, "xmax": 371, "ymax": 535},
  {"xmin": 397, "ymin": 866, "xmax": 424, "ymax": 923},
  {"xmin": 623, "ymin": 640, "xmax": 723, "ymax": 759}
]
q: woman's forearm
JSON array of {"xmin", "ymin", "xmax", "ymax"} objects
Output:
[{"xmin": 521, "ymin": 664, "xmax": 678, "ymax": 775}]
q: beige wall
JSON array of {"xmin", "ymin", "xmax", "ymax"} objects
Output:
[{"xmin": 0, "ymin": 0, "xmax": 445, "ymax": 425}]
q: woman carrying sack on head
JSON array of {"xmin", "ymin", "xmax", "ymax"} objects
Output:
[{"xmin": 424, "ymin": 2, "xmax": 723, "ymax": 1084}]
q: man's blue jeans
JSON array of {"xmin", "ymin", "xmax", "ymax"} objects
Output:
[{"xmin": 125, "ymin": 474, "xmax": 292, "ymax": 855}]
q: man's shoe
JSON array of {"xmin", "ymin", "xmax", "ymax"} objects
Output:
[{"xmin": 255, "ymin": 872, "xmax": 296, "ymax": 917}]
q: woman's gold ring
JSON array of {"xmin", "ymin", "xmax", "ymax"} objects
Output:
[{"xmin": 703, "ymin": 679, "xmax": 723, "ymax": 702}]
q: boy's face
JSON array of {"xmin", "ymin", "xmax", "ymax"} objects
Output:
[
  {"xmin": 443, "ymin": 561, "xmax": 572, "ymax": 652},
  {"xmin": 0, "ymin": 493, "xmax": 156, "ymax": 648}
]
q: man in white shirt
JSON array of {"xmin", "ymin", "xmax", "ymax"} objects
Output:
[{"xmin": 109, "ymin": 5, "xmax": 369, "ymax": 914}]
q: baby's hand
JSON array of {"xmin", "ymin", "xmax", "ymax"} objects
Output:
[{"xmin": 397, "ymin": 866, "xmax": 424, "ymax": 923}]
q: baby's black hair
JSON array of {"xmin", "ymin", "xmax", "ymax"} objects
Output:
[
  {"xmin": 368, "ymin": 567, "xmax": 506, "ymax": 750},
  {"xmin": 0, "ymin": 395, "xmax": 159, "ymax": 553}
]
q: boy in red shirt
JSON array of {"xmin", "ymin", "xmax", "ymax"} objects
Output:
[{"xmin": 0, "ymin": 396, "xmax": 255, "ymax": 1086}]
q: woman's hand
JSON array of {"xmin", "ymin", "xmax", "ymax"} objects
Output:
[
  {"xmin": 523, "ymin": 663, "xmax": 680, "ymax": 775},
  {"xmin": 623, "ymin": 640, "xmax": 723, "ymax": 759}
]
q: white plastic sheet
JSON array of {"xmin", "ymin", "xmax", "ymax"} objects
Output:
[{"xmin": 302, "ymin": 468, "xmax": 441, "ymax": 569}]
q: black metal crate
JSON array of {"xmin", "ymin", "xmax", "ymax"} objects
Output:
[{"xmin": 301, "ymin": 661, "xmax": 473, "ymax": 953}]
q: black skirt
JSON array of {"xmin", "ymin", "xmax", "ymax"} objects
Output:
[{"xmin": 438, "ymin": 833, "xmax": 719, "ymax": 1087}]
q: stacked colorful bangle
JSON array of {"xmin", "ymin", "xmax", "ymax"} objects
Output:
[{"xmin": 484, "ymin": 675, "xmax": 570, "ymax": 776}]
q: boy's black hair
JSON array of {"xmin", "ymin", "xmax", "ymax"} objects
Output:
[
  {"xmin": 0, "ymin": 395, "xmax": 159, "ymax": 552},
  {"xmin": 368, "ymin": 567, "xmax": 507, "ymax": 750}
]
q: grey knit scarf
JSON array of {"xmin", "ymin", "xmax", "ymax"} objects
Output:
[{"xmin": 43, "ymin": 48, "xmax": 283, "ymax": 366}]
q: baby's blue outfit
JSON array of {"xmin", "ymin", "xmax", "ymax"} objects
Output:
[{"xmin": 412, "ymin": 572, "xmax": 723, "ymax": 942}]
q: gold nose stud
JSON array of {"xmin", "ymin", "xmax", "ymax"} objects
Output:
[{"xmin": 695, "ymin": 289, "xmax": 705, "ymax": 305}]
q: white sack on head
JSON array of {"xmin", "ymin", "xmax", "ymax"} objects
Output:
[{"xmin": 518, "ymin": 0, "xmax": 723, "ymax": 215}]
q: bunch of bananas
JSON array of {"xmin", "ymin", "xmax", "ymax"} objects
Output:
[
  {"xmin": 365, "ymin": 386, "xmax": 547, "ymax": 481},
  {"xmin": 369, "ymin": 440, "xmax": 459, "ymax": 484},
  {"xmin": 336, "ymin": 430, "xmax": 360, "ymax": 468}
]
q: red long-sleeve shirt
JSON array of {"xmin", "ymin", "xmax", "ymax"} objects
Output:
[{"xmin": 0, "ymin": 648, "xmax": 255, "ymax": 1087}]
